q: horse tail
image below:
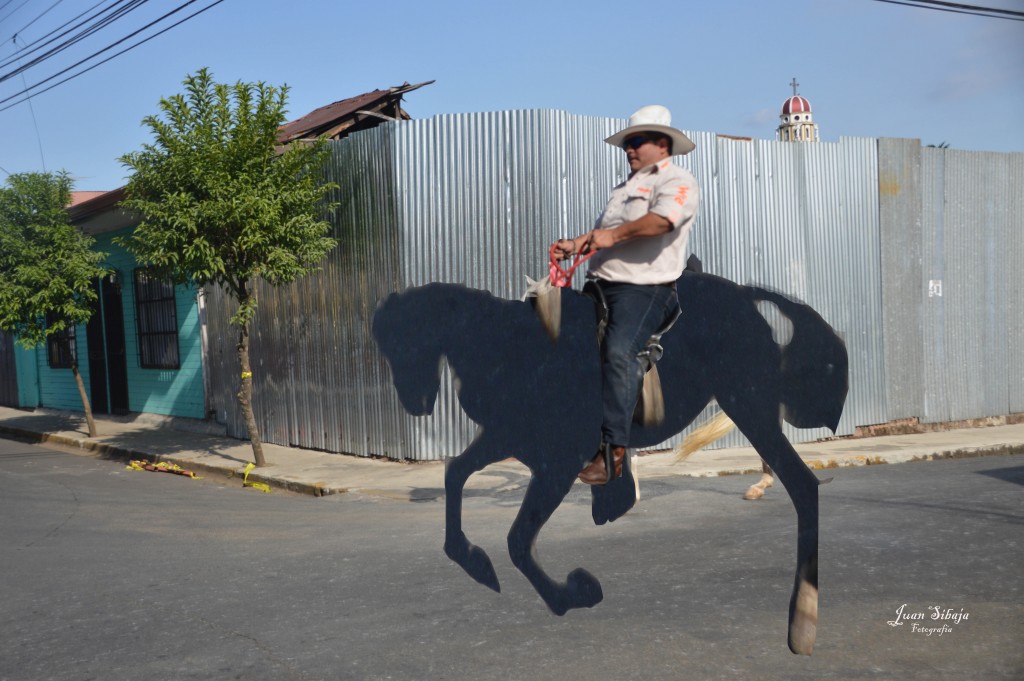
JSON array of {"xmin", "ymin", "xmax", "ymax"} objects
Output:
[
  {"xmin": 674, "ymin": 410, "xmax": 735, "ymax": 462},
  {"xmin": 748, "ymin": 287, "xmax": 849, "ymax": 432}
]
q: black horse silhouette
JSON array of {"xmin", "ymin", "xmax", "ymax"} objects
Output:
[{"xmin": 372, "ymin": 270, "xmax": 848, "ymax": 655}]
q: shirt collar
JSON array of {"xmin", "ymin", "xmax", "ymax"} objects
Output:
[{"xmin": 629, "ymin": 158, "xmax": 671, "ymax": 180}]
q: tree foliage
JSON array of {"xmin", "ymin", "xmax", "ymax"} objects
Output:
[
  {"xmin": 116, "ymin": 68, "xmax": 339, "ymax": 466},
  {"xmin": 0, "ymin": 171, "xmax": 107, "ymax": 348},
  {"xmin": 117, "ymin": 68, "xmax": 338, "ymax": 327}
]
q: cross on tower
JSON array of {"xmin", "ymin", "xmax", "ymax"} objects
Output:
[{"xmin": 790, "ymin": 77, "xmax": 800, "ymax": 96}]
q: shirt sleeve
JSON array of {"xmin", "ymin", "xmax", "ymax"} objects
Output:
[{"xmin": 648, "ymin": 169, "xmax": 699, "ymax": 230}]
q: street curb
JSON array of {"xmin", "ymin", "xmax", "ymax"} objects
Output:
[
  {"xmin": 2, "ymin": 423, "xmax": 1022, "ymax": 499},
  {"xmin": 0, "ymin": 423, "xmax": 331, "ymax": 497},
  {"xmin": 656, "ymin": 444, "xmax": 1024, "ymax": 480}
]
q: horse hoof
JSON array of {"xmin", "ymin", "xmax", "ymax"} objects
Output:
[
  {"xmin": 743, "ymin": 486, "xmax": 765, "ymax": 500},
  {"xmin": 566, "ymin": 568, "xmax": 603, "ymax": 610},
  {"xmin": 445, "ymin": 541, "xmax": 501, "ymax": 593},
  {"xmin": 788, "ymin": 579, "xmax": 818, "ymax": 656}
]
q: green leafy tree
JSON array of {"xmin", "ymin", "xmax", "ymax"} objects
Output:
[
  {"xmin": 0, "ymin": 171, "xmax": 108, "ymax": 437},
  {"xmin": 118, "ymin": 69, "xmax": 338, "ymax": 467}
]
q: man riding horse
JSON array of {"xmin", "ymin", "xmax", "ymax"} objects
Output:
[{"xmin": 551, "ymin": 105, "xmax": 700, "ymax": 485}]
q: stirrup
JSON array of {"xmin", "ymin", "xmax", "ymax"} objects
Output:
[
  {"xmin": 633, "ymin": 303, "xmax": 682, "ymax": 426},
  {"xmin": 601, "ymin": 442, "xmax": 620, "ymax": 482}
]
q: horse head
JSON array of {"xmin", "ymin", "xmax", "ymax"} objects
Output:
[{"xmin": 372, "ymin": 288, "xmax": 447, "ymax": 416}]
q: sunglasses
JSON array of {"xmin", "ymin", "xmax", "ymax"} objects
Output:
[{"xmin": 622, "ymin": 134, "xmax": 655, "ymax": 150}]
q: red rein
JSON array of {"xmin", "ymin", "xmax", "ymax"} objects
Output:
[{"xmin": 548, "ymin": 243, "xmax": 594, "ymax": 288}]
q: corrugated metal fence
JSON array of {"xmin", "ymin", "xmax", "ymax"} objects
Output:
[{"xmin": 204, "ymin": 110, "xmax": 1023, "ymax": 460}]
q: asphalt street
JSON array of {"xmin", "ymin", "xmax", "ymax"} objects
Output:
[{"xmin": 1, "ymin": 435, "xmax": 1021, "ymax": 681}]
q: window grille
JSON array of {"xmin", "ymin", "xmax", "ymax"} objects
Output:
[
  {"xmin": 45, "ymin": 313, "xmax": 77, "ymax": 368},
  {"xmin": 133, "ymin": 269, "xmax": 180, "ymax": 369}
]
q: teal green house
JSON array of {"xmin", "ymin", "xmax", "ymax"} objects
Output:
[
  {"xmin": 8, "ymin": 189, "xmax": 207, "ymax": 420},
  {"xmin": 0, "ymin": 81, "xmax": 432, "ymax": 430}
]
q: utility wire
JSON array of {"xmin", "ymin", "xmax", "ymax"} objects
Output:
[
  {"xmin": 10, "ymin": 0, "xmax": 69, "ymax": 39},
  {"xmin": 1, "ymin": 0, "xmax": 113, "ymax": 70},
  {"xmin": 0, "ymin": 0, "xmax": 225, "ymax": 113},
  {"xmin": 1, "ymin": 1, "xmax": 205, "ymax": 100},
  {"xmin": 1, "ymin": 1, "xmax": 150, "ymax": 79},
  {"xmin": 870, "ymin": 0, "xmax": 1024, "ymax": 20},
  {"xmin": 2, "ymin": 1, "xmax": 127, "ymax": 70},
  {"xmin": 11, "ymin": 34, "xmax": 46, "ymax": 171},
  {"xmin": 0, "ymin": 0, "xmax": 32, "ymax": 25}
]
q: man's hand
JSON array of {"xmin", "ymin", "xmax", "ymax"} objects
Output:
[{"xmin": 551, "ymin": 237, "xmax": 580, "ymax": 261}]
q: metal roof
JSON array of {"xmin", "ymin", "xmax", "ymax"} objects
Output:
[
  {"xmin": 67, "ymin": 186, "xmax": 126, "ymax": 223},
  {"xmin": 276, "ymin": 80, "xmax": 434, "ymax": 143},
  {"xmin": 67, "ymin": 80, "xmax": 434, "ymax": 225},
  {"xmin": 69, "ymin": 191, "xmax": 106, "ymax": 206}
]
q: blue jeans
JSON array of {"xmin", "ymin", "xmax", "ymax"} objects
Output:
[{"xmin": 596, "ymin": 280, "xmax": 679, "ymax": 447}]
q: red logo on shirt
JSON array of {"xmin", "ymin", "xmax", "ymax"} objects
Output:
[{"xmin": 674, "ymin": 186, "xmax": 689, "ymax": 206}]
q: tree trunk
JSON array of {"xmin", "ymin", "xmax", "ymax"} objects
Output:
[
  {"xmin": 236, "ymin": 316, "xmax": 266, "ymax": 467},
  {"xmin": 70, "ymin": 361, "xmax": 98, "ymax": 438}
]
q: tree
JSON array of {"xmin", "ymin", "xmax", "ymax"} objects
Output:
[
  {"xmin": 0, "ymin": 172, "xmax": 108, "ymax": 437},
  {"xmin": 117, "ymin": 69, "xmax": 338, "ymax": 467}
]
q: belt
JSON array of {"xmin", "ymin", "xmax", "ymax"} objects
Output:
[{"xmin": 589, "ymin": 276, "xmax": 676, "ymax": 288}]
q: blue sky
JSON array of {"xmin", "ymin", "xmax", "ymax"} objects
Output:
[{"xmin": 1, "ymin": 0, "xmax": 1022, "ymax": 191}]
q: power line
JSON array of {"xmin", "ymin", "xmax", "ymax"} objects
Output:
[
  {"xmin": 1, "ymin": 1, "xmax": 111, "ymax": 70},
  {"xmin": 2, "ymin": 1, "xmax": 126, "ymax": 71},
  {"xmin": 0, "ymin": 1, "xmax": 191, "ymax": 99},
  {"xmin": 0, "ymin": 0, "xmax": 226, "ymax": 113},
  {"xmin": 11, "ymin": 35, "xmax": 46, "ymax": 172},
  {"xmin": 1, "ymin": 1, "xmax": 151, "ymax": 78},
  {"xmin": 0, "ymin": 0, "xmax": 33, "ymax": 25},
  {"xmin": 10, "ymin": 0, "xmax": 70, "ymax": 38},
  {"xmin": 870, "ymin": 0, "xmax": 1024, "ymax": 20}
]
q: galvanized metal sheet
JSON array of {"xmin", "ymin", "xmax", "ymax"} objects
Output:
[
  {"xmin": 922, "ymin": 148, "xmax": 1020, "ymax": 422},
  {"xmin": 878, "ymin": 137, "xmax": 924, "ymax": 420},
  {"xmin": 202, "ymin": 110, "xmax": 1023, "ymax": 460}
]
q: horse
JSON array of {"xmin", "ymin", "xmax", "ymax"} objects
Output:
[
  {"xmin": 372, "ymin": 269, "xmax": 848, "ymax": 655},
  {"xmin": 674, "ymin": 412, "xmax": 777, "ymax": 500}
]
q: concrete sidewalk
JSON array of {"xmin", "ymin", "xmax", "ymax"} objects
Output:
[{"xmin": 1, "ymin": 405, "xmax": 1022, "ymax": 500}]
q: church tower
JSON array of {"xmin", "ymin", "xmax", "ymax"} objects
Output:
[{"xmin": 777, "ymin": 78, "xmax": 819, "ymax": 143}]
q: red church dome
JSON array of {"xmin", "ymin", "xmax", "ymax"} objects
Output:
[{"xmin": 782, "ymin": 96, "xmax": 813, "ymax": 115}]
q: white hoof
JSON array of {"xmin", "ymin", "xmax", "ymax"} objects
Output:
[{"xmin": 789, "ymin": 580, "xmax": 818, "ymax": 656}]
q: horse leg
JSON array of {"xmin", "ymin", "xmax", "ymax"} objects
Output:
[
  {"xmin": 507, "ymin": 473, "xmax": 602, "ymax": 615},
  {"xmin": 444, "ymin": 436, "xmax": 504, "ymax": 592},
  {"xmin": 728, "ymin": 411, "xmax": 819, "ymax": 655},
  {"xmin": 743, "ymin": 460, "xmax": 775, "ymax": 500}
]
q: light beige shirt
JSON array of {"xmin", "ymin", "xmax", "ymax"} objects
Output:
[{"xmin": 586, "ymin": 159, "xmax": 700, "ymax": 285}]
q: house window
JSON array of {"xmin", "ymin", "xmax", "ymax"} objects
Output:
[
  {"xmin": 133, "ymin": 269, "xmax": 180, "ymax": 369},
  {"xmin": 46, "ymin": 313, "xmax": 77, "ymax": 368}
]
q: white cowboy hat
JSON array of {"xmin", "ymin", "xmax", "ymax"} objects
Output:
[{"xmin": 605, "ymin": 104, "xmax": 696, "ymax": 156}]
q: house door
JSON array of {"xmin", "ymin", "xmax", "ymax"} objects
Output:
[
  {"xmin": 85, "ymin": 275, "xmax": 130, "ymax": 414},
  {"xmin": 0, "ymin": 331, "xmax": 18, "ymax": 407}
]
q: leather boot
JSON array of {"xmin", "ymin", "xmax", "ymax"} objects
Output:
[{"xmin": 578, "ymin": 444, "xmax": 626, "ymax": 485}]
